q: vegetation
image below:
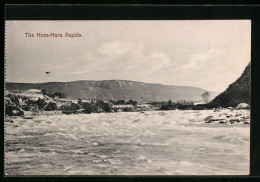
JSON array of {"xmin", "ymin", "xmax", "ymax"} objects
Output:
[
  {"xmin": 160, "ymin": 100, "xmax": 177, "ymax": 110},
  {"xmin": 202, "ymin": 91, "xmax": 210, "ymax": 103},
  {"xmin": 80, "ymin": 101, "xmax": 112, "ymax": 114},
  {"xmin": 5, "ymin": 62, "xmax": 250, "ymax": 117},
  {"xmin": 114, "ymin": 100, "xmax": 126, "ymax": 105},
  {"xmin": 159, "ymin": 100, "xmax": 193, "ymax": 110},
  {"xmin": 59, "ymin": 102, "xmax": 81, "ymax": 111},
  {"xmin": 114, "ymin": 99, "xmax": 138, "ymax": 106},
  {"xmin": 45, "ymin": 102, "xmax": 58, "ymax": 111},
  {"xmin": 47, "ymin": 92, "xmax": 67, "ymax": 99}
]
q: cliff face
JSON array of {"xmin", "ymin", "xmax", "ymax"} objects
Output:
[
  {"xmin": 210, "ymin": 63, "xmax": 250, "ymax": 107},
  {"xmin": 6, "ymin": 80, "xmax": 217, "ymax": 102}
]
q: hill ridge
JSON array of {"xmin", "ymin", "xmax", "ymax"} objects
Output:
[{"xmin": 6, "ymin": 80, "xmax": 218, "ymax": 102}]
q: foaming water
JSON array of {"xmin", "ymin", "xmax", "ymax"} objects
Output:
[{"xmin": 5, "ymin": 110, "xmax": 250, "ymax": 175}]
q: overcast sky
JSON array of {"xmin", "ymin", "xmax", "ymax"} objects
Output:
[{"xmin": 6, "ymin": 20, "xmax": 250, "ymax": 92}]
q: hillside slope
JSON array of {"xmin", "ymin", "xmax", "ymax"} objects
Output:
[
  {"xmin": 210, "ymin": 63, "xmax": 250, "ymax": 107},
  {"xmin": 6, "ymin": 80, "xmax": 218, "ymax": 102}
]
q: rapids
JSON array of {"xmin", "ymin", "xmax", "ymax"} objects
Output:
[{"xmin": 5, "ymin": 110, "xmax": 250, "ymax": 175}]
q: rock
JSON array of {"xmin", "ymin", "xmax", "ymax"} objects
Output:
[
  {"xmin": 242, "ymin": 116, "xmax": 249, "ymax": 119},
  {"xmin": 219, "ymin": 121, "xmax": 226, "ymax": 124},
  {"xmin": 244, "ymin": 121, "xmax": 250, "ymax": 124},
  {"xmin": 6, "ymin": 105, "xmax": 24, "ymax": 116},
  {"xmin": 235, "ymin": 103, "xmax": 249, "ymax": 110},
  {"xmin": 6, "ymin": 119, "xmax": 14, "ymax": 123},
  {"xmin": 229, "ymin": 119, "xmax": 240, "ymax": 123},
  {"xmin": 227, "ymin": 107, "xmax": 234, "ymax": 111},
  {"xmin": 205, "ymin": 118, "xmax": 226, "ymax": 123},
  {"xmin": 204, "ymin": 116, "xmax": 213, "ymax": 121},
  {"xmin": 210, "ymin": 119, "xmax": 225, "ymax": 122}
]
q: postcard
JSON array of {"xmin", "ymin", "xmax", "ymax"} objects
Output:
[{"xmin": 4, "ymin": 20, "xmax": 250, "ymax": 175}]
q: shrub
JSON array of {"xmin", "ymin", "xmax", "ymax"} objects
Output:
[
  {"xmin": 45, "ymin": 102, "xmax": 58, "ymax": 111},
  {"xmin": 47, "ymin": 92, "xmax": 67, "ymax": 99},
  {"xmin": 81, "ymin": 102, "xmax": 93, "ymax": 114},
  {"xmin": 59, "ymin": 102, "xmax": 81, "ymax": 111},
  {"xmin": 126, "ymin": 99, "xmax": 138, "ymax": 106},
  {"xmin": 97, "ymin": 101, "xmax": 111, "ymax": 112},
  {"xmin": 126, "ymin": 99, "xmax": 134, "ymax": 105},
  {"xmin": 81, "ymin": 102, "xmax": 107, "ymax": 113},
  {"xmin": 36, "ymin": 98, "xmax": 47, "ymax": 109},
  {"xmin": 160, "ymin": 100, "xmax": 177, "ymax": 110},
  {"xmin": 114, "ymin": 100, "xmax": 125, "ymax": 105}
]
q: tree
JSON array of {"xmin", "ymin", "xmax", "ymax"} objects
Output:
[{"xmin": 202, "ymin": 91, "xmax": 210, "ymax": 103}]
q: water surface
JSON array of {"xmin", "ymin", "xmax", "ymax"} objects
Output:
[{"xmin": 5, "ymin": 110, "xmax": 250, "ymax": 175}]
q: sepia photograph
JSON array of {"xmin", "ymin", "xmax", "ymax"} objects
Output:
[{"xmin": 4, "ymin": 20, "xmax": 250, "ymax": 175}]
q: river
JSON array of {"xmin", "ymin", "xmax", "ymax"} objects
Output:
[{"xmin": 5, "ymin": 110, "xmax": 250, "ymax": 175}]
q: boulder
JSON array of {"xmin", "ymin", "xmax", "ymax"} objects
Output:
[
  {"xmin": 229, "ymin": 119, "xmax": 240, "ymax": 123},
  {"xmin": 6, "ymin": 105, "xmax": 24, "ymax": 116},
  {"xmin": 204, "ymin": 116, "xmax": 213, "ymax": 121},
  {"xmin": 235, "ymin": 103, "xmax": 249, "ymax": 110}
]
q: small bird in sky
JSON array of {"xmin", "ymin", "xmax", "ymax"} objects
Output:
[{"xmin": 46, "ymin": 72, "xmax": 51, "ymax": 74}]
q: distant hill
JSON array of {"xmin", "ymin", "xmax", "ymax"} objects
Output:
[
  {"xmin": 6, "ymin": 80, "xmax": 218, "ymax": 102},
  {"xmin": 210, "ymin": 63, "xmax": 250, "ymax": 107}
]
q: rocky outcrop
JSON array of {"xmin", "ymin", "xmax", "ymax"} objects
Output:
[
  {"xmin": 236, "ymin": 103, "xmax": 250, "ymax": 110},
  {"xmin": 210, "ymin": 63, "xmax": 250, "ymax": 107},
  {"xmin": 203, "ymin": 109, "xmax": 250, "ymax": 125}
]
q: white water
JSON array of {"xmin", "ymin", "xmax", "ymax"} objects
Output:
[{"xmin": 5, "ymin": 110, "xmax": 250, "ymax": 175}]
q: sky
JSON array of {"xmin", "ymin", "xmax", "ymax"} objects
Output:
[{"xmin": 5, "ymin": 20, "xmax": 251, "ymax": 92}]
